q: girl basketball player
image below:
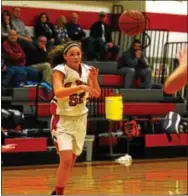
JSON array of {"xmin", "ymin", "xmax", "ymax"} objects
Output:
[
  {"xmin": 50, "ymin": 41, "xmax": 101, "ymax": 195},
  {"xmin": 164, "ymin": 48, "xmax": 187, "ymax": 94}
]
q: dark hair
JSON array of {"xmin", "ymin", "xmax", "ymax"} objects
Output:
[
  {"xmin": 2, "ymin": 10, "xmax": 11, "ymax": 17},
  {"xmin": 37, "ymin": 12, "xmax": 50, "ymax": 24},
  {"xmin": 1, "ymin": 10, "xmax": 14, "ymax": 31},
  {"xmin": 132, "ymin": 39, "xmax": 141, "ymax": 45}
]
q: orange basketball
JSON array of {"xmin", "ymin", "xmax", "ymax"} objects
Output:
[{"xmin": 119, "ymin": 10, "xmax": 146, "ymax": 36}]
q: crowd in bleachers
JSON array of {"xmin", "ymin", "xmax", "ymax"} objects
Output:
[{"xmin": 2, "ymin": 7, "xmax": 152, "ymax": 90}]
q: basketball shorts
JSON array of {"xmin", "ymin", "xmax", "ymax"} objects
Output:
[{"xmin": 50, "ymin": 113, "xmax": 87, "ymax": 156}]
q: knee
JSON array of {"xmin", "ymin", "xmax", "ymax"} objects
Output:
[
  {"xmin": 113, "ymin": 45, "xmax": 120, "ymax": 53},
  {"xmin": 45, "ymin": 63, "xmax": 51, "ymax": 70},
  {"xmin": 18, "ymin": 70, "xmax": 27, "ymax": 77},
  {"xmin": 94, "ymin": 38, "xmax": 104, "ymax": 45},
  {"xmin": 41, "ymin": 63, "xmax": 51, "ymax": 70},
  {"xmin": 118, "ymin": 68, "xmax": 135, "ymax": 76},
  {"xmin": 7, "ymin": 68, "xmax": 16, "ymax": 75},
  {"xmin": 127, "ymin": 68, "xmax": 135, "ymax": 74}
]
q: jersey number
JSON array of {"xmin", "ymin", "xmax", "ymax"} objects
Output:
[
  {"xmin": 69, "ymin": 92, "xmax": 85, "ymax": 106},
  {"xmin": 66, "ymin": 80, "xmax": 86, "ymax": 107}
]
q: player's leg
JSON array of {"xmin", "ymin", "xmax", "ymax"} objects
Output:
[
  {"xmin": 51, "ymin": 134, "xmax": 75, "ymax": 195},
  {"xmin": 73, "ymin": 113, "xmax": 88, "ymax": 164},
  {"xmin": 51, "ymin": 116, "xmax": 75, "ymax": 195},
  {"xmin": 55, "ymin": 150, "xmax": 74, "ymax": 195},
  {"xmin": 54, "ymin": 113, "xmax": 87, "ymax": 195}
]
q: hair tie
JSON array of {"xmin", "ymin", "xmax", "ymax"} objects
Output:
[{"xmin": 63, "ymin": 43, "xmax": 80, "ymax": 55}]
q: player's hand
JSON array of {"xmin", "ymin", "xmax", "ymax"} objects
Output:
[
  {"xmin": 2, "ymin": 144, "xmax": 17, "ymax": 152},
  {"xmin": 89, "ymin": 67, "xmax": 99, "ymax": 79},
  {"xmin": 80, "ymin": 85, "xmax": 93, "ymax": 94},
  {"xmin": 177, "ymin": 48, "xmax": 187, "ymax": 67}
]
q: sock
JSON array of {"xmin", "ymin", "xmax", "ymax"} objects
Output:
[{"xmin": 55, "ymin": 186, "xmax": 64, "ymax": 195}]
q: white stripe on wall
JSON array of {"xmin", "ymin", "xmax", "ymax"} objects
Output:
[
  {"xmin": 146, "ymin": 1, "xmax": 187, "ymax": 15},
  {"xmin": 2, "ymin": 0, "xmax": 112, "ymax": 13},
  {"xmin": 169, "ymin": 32, "xmax": 188, "ymax": 42}
]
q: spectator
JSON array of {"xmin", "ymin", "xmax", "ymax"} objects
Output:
[
  {"xmin": 34, "ymin": 12, "xmax": 57, "ymax": 51},
  {"xmin": 1, "ymin": 10, "xmax": 15, "ymax": 42},
  {"xmin": 3, "ymin": 30, "xmax": 39, "ymax": 86},
  {"xmin": 30, "ymin": 36, "xmax": 52, "ymax": 85},
  {"xmin": 11, "ymin": 7, "xmax": 33, "ymax": 42},
  {"xmin": 11, "ymin": 7, "xmax": 36, "ymax": 65},
  {"xmin": 90, "ymin": 11, "xmax": 120, "ymax": 61},
  {"xmin": 117, "ymin": 39, "xmax": 152, "ymax": 89},
  {"xmin": 54, "ymin": 15, "xmax": 70, "ymax": 45},
  {"xmin": 66, "ymin": 12, "xmax": 97, "ymax": 60},
  {"xmin": 66, "ymin": 12, "xmax": 86, "ymax": 41}
]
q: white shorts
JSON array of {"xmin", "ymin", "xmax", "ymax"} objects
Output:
[{"xmin": 50, "ymin": 113, "xmax": 87, "ymax": 156}]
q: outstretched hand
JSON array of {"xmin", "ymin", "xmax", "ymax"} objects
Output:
[
  {"xmin": 2, "ymin": 144, "xmax": 17, "ymax": 152},
  {"xmin": 177, "ymin": 48, "xmax": 187, "ymax": 66},
  {"xmin": 89, "ymin": 66, "xmax": 99, "ymax": 79}
]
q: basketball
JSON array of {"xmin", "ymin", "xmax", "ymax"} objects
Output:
[{"xmin": 119, "ymin": 10, "xmax": 146, "ymax": 36}]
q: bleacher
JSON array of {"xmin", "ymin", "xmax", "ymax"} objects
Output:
[
  {"xmin": 2, "ymin": 4, "xmax": 188, "ymax": 165},
  {"xmin": 2, "ymin": 53, "xmax": 188, "ymax": 167}
]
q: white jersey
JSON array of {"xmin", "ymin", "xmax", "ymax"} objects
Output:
[{"xmin": 51, "ymin": 63, "xmax": 91, "ymax": 116}]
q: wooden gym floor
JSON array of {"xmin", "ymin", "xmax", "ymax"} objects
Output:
[{"xmin": 2, "ymin": 158, "xmax": 187, "ymax": 195}]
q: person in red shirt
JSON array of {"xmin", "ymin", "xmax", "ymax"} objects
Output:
[{"xmin": 3, "ymin": 30, "xmax": 39, "ymax": 86}]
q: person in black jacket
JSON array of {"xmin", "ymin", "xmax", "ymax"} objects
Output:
[
  {"xmin": 90, "ymin": 11, "xmax": 120, "ymax": 61},
  {"xmin": 30, "ymin": 36, "xmax": 52, "ymax": 85},
  {"xmin": 66, "ymin": 12, "xmax": 86, "ymax": 41},
  {"xmin": 66, "ymin": 12, "xmax": 97, "ymax": 60},
  {"xmin": 117, "ymin": 39, "xmax": 152, "ymax": 89},
  {"xmin": 34, "ymin": 12, "xmax": 57, "ymax": 51}
]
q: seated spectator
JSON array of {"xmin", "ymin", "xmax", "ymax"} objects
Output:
[
  {"xmin": 30, "ymin": 36, "xmax": 52, "ymax": 85},
  {"xmin": 66, "ymin": 13, "xmax": 86, "ymax": 41},
  {"xmin": 3, "ymin": 30, "xmax": 39, "ymax": 87},
  {"xmin": 90, "ymin": 11, "xmax": 120, "ymax": 61},
  {"xmin": 54, "ymin": 15, "xmax": 70, "ymax": 45},
  {"xmin": 34, "ymin": 12, "xmax": 57, "ymax": 51},
  {"xmin": 117, "ymin": 39, "xmax": 152, "ymax": 89},
  {"xmin": 11, "ymin": 7, "xmax": 36, "ymax": 65},
  {"xmin": 11, "ymin": 7, "xmax": 33, "ymax": 43},
  {"xmin": 66, "ymin": 12, "xmax": 97, "ymax": 60},
  {"xmin": 1, "ymin": 10, "xmax": 15, "ymax": 42}
]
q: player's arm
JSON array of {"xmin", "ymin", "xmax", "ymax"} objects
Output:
[
  {"xmin": 163, "ymin": 64, "xmax": 187, "ymax": 94},
  {"xmin": 53, "ymin": 71, "xmax": 91, "ymax": 99},
  {"xmin": 2, "ymin": 144, "xmax": 17, "ymax": 152},
  {"xmin": 88, "ymin": 67, "xmax": 101, "ymax": 98},
  {"xmin": 164, "ymin": 48, "xmax": 187, "ymax": 94}
]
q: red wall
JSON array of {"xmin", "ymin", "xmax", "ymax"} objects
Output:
[{"xmin": 2, "ymin": 6, "xmax": 187, "ymax": 32}]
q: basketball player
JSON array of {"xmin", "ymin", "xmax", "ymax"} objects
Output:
[
  {"xmin": 164, "ymin": 48, "xmax": 187, "ymax": 94},
  {"xmin": 163, "ymin": 48, "xmax": 188, "ymax": 136},
  {"xmin": 50, "ymin": 41, "xmax": 101, "ymax": 195}
]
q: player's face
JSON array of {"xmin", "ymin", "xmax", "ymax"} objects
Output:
[{"xmin": 64, "ymin": 47, "xmax": 82, "ymax": 69}]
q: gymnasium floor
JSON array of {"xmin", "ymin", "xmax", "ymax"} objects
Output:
[{"xmin": 2, "ymin": 159, "xmax": 187, "ymax": 195}]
